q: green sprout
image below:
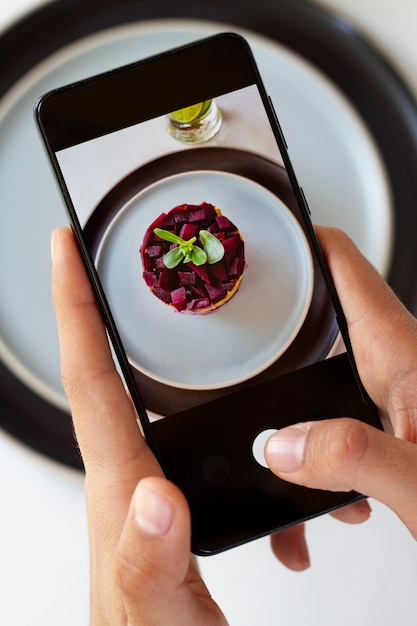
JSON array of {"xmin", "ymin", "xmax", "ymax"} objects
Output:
[{"xmin": 154, "ymin": 227, "xmax": 224, "ymax": 269}]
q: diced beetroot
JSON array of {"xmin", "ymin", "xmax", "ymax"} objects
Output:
[
  {"xmin": 179, "ymin": 223, "xmax": 198, "ymax": 240},
  {"xmin": 178, "ymin": 271, "xmax": 196, "ymax": 286},
  {"xmin": 228, "ymin": 257, "xmax": 245, "ymax": 278},
  {"xmin": 189, "ymin": 297, "xmax": 211, "ymax": 311},
  {"xmin": 153, "ymin": 287, "xmax": 171, "ymax": 304},
  {"xmin": 236, "ymin": 240, "xmax": 245, "ymax": 258},
  {"xmin": 162, "ymin": 213, "xmax": 175, "ymax": 227},
  {"xmin": 147, "ymin": 245, "xmax": 162, "ymax": 257},
  {"xmin": 187, "ymin": 208, "xmax": 206, "ymax": 222},
  {"xmin": 141, "ymin": 233, "xmax": 151, "ymax": 251},
  {"xmin": 174, "ymin": 210, "xmax": 190, "ymax": 223},
  {"xmin": 141, "ymin": 255, "xmax": 153, "ymax": 271},
  {"xmin": 201, "ymin": 202, "xmax": 217, "ymax": 222},
  {"xmin": 188, "ymin": 262, "xmax": 211, "ymax": 284},
  {"xmin": 155, "ymin": 257, "xmax": 167, "ymax": 270},
  {"xmin": 192, "ymin": 286, "xmax": 207, "ymax": 298},
  {"xmin": 143, "ymin": 271, "xmax": 158, "ymax": 288},
  {"xmin": 159, "ymin": 270, "xmax": 178, "ymax": 291},
  {"xmin": 171, "ymin": 287, "xmax": 187, "ymax": 311},
  {"xmin": 209, "ymin": 261, "xmax": 227, "ymax": 281},
  {"xmin": 222, "ymin": 235, "xmax": 240, "ymax": 266},
  {"xmin": 223, "ymin": 281, "xmax": 236, "ymax": 292},
  {"xmin": 205, "ymin": 283, "xmax": 226, "ymax": 303},
  {"xmin": 140, "ymin": 202, "xmax": 245, "ymax": 314},
  {"xmin": 170, "ymin": 203, "xmax": 188, "ymax": 212},
  {"xmin": 216, "ymin": 215, "xmax": 236, "ymax": 231}
]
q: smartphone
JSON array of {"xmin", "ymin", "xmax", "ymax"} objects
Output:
[{"xmin": 36, "ymin": 32, "xmax": 382, "ymax": 556}]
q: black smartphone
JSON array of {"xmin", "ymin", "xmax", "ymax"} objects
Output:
[{"xmin": 36, "ymin": 32, "xmax": 382, "ymax": 556}]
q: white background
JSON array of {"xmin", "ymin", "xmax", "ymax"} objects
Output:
[{"xmin": 1, "ymin": 1, "xmax": 417, "ymax": 625}]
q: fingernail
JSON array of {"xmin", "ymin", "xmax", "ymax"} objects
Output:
[
  {"xmin": 265, "ymin": 423, "xmax": 310, "ymax": 473},
  {"xmin": 51, "ymin": 228, "xmax": 65, "ymax": 270},
  {"xmin": 133, "ymin": 482, "xmax": 174, "ymax": 537},
  {"xmin": 50, "ymin": 229, "xmax": 58, "ymax": 262}
]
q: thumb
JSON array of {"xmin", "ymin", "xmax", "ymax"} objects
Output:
[
  {"xmin": 265, "ymin": 419, "xmax": 417, "ymax": 538},
  {"xmin": 114, "ymin": 477, "xmax": 195, "ymax": 625}
]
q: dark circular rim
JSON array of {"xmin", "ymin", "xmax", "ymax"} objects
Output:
[{"xmin": 1, "ymin": 0, "xmax": 417, "ymax": 469}]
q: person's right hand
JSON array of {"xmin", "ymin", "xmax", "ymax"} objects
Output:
[{"xmin": 266, "ymin": 227, "xmax": 417, "ymax": 541}]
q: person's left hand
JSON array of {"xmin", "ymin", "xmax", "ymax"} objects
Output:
[{"xmin": 52, "ymin": 227, "xmax": 227, "ymax": 626}]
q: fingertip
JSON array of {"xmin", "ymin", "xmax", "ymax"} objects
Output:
[
  {"xmin": 265, "ymin": 423, "xmax": 311, "ymax": 474},
  {"xmin": 270, "ymin": 524, "xmax": 311, "ymax": 572},
  {"xmin": 331, "ymin": 498, "xmax": 372, "ymax": 525},
  {"xmin": 51, "ymin": 226, "xmax": 78, "ymax": 296},
  {"xmin": 133, "ymin": 478, "xmax": 175, "ymax": 537},
  {"xmin": 116, "ymin": 477, "xmax": 192, "ymax": 605},
  {"xmin": 50, "ymin": 228, "xmax": 58, "ymax": 261},
  {"xmin": 50, "ymin": 227, "xmax": 63, "ymax": 269},
  {"xmin": 50, "ymin": 225, "xmax": 72, "ymax": 259},
  {"xmin": 131, "ymin": 476, "xmax": 191, "ymax": 542}
]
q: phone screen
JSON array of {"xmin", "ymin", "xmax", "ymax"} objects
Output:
[
  {"xmin": 55, "ymin": 82, "xmax": 340, "ymax": 417},
  {"xmin": 38, "ymin": 34, "xmax": 381, "ymax": 554}
]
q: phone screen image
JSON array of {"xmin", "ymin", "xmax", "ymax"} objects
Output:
[
  {"xmin": 37, "ymin": 33, "xmax": 382, "ymax": 554},
  {"xmin": 56, "ymin": 83, "xmax": 338, "ymax": 417}
]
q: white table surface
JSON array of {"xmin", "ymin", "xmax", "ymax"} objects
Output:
[{"xmin": 1, "ymin": 1, "xmax": 417, "ymax": 625}]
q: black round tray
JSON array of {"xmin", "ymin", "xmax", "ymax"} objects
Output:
[{"xmin": 1, "ymin": 0, "xmax": 417, "ymax": 469}]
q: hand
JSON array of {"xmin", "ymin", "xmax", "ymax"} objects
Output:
[
  {"xmin": 265, "ymin": 227, "xmax": 417, "ymax": 540},
  {"xmin": 51, "ymin": 227, "xmax": 227, "ymax": 626}
]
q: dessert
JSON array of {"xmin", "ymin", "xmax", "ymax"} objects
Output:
[{"xmin": 140, "ymin": 202, "xmax": 245, "ymax": 313}]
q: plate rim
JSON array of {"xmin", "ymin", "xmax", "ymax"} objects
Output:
[{"xmin": 95, "ymin": 167, "xmax": 315, "ymax": 390}]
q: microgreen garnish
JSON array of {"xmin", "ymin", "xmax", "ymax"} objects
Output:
[
  {"xmin": 154, "ymin": 227, "xmax": 224, "ymax": 269},
  {"xmin": 199, "ymin": 230, "xmax": 224, "ymax": 264}
]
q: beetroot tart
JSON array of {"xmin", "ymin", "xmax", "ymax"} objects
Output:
[{"xmin": 140, "ymin": 202, "xmax": 245, "ymax": 313}]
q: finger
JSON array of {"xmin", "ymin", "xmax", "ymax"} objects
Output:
[
  {"xmin": 329, "ymin": 499, "xmax": 372, "ymax": 524},
  {"xmin": 270, "ymin": 524, "xmax": 310, "ymax": 571},
  {"xmin": 51, "ymin": 227, "xmax": 160, "ymax": 478},
  {"xmin": 115, "ymin": 476, "xmax": 225, "ymax": 625},
  {"xmin": 265, "ymin": 418, "xmax": 417, "ymax": 538},
  {"xmin": 316, "ymin": 226, "xmax": 417, "ymax": 440},
  {"xmin": 270, "ymin": 499, "xmax": 370, "ymax": 571}
]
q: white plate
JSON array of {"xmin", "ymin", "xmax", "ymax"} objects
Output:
[
  {"xmin": 0, "ymin": 19, "xmax": 392, "ymax": 410},
  {"xmin": 96, "ymin": 171, "xmax": 314, "ymax": 389}
]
